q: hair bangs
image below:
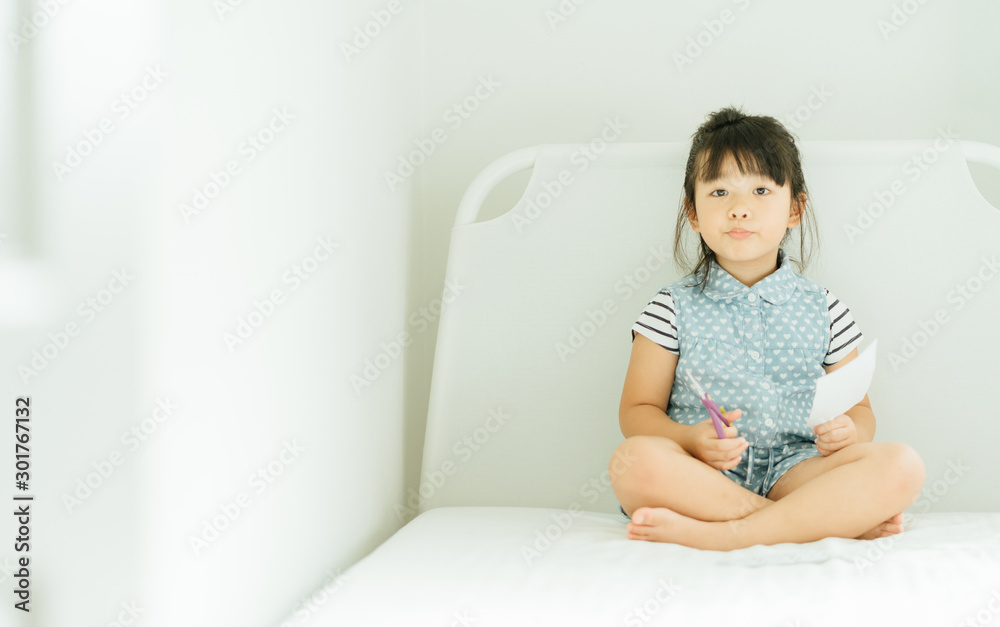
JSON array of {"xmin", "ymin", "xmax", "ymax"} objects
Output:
[{"xmin": 695, "ymin": 128, "xmax": 791, "ymax": 189}]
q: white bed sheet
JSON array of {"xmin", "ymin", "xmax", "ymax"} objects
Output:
[{"xmin": 312, "ymin": 506, "xmax": 1000, "ymax": 626}]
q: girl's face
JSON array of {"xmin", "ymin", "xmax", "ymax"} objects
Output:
[{"xmin": 687, "ymin": 152, "xmax": 803, "ymax": 271}]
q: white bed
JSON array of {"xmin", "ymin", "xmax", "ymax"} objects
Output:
[
  {"xmin": 303, "ymin": 140, "xmax": 1000, "ymax": 626},
  {"xmin": 313, "ymin": 507, "xmax": 1000, "ymax": 625}
]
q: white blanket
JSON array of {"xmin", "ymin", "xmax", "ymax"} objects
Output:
[{"xmin": 311, "ymin": 506, "xmax": 1000, "ymax": 626}]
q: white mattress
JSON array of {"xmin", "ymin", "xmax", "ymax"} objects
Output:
[{"xmin": 312, "ymin": 507, "xmax": 1000, "ymax": 626}]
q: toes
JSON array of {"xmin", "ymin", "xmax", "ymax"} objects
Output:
[
  {"xmin": 631, "ymin": 508, "xmax": 651, "ymax": 525},
  {"xmin": 626, "ymin": 507, "xmax": 673, "ymax": 542},
  {"xmin": 864, "ymin": 514, "xmax": 904, "ymax": 539},
  {"xmin": 860, "ymin": 520, "xmax": 904, "ymax": 540},
  {"xmin": 632, "ymin": 507, "xmax": 672, "ymax": 527},
  {"xmin": 626, "ymin": 526, "xmax": 649, "ymax": 541}
]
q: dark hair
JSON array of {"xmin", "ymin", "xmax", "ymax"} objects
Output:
[{"xmin": 673, "ymin": 105, "xmax": 819, "ymax": 291}]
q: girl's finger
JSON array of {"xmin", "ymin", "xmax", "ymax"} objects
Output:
[
  {"xmin": 710, "ymin": 439, "xmax": 747, "ymax": 458},
  {"xmin": 824, "ymin": 428, "xmax": 849, "ymax": 443},
  {"xmin": 708, "ymin": 442, "xmax": 746, "ymax": 463},
  {"xmin": 719, "ymin": 454, "xmax": 742, "ymax": 470}
]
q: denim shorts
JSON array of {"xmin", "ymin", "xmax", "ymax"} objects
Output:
[{"xmin": 618, "ymin": 442, "xmax": 821, "ymax": 520}]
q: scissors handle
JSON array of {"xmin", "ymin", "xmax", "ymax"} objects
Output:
[
  {"xmin": 700, "ymin": 396, "xmax": 730, "ymax": 438},
  {"xmin": 705, "ymin": 394, "xmax": 731, "ymax": 427}
]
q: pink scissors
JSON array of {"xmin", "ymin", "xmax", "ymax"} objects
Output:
[{"xmin": 683, "ymin": 369, "xmax": 731, "ymax": 439}]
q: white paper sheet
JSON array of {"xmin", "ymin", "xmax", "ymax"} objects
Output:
[{"xmin": 806, "ymin": 339, "xmax": 877, "ymax": 430}]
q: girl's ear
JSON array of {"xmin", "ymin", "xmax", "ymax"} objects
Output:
[
  {"xmin": 787, "ymin": 193, "xmax": 805, "ymax": 228},
  {"xmin": 685, "ymin": 198, "xmax": 700, "ymax": 232}
]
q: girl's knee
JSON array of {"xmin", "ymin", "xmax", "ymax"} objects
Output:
[
  {"xmin": 871, "ymin": 441, "xmax": 926, "ymax": 494},
  {"xmin": 608, "ymin": 436, "xmax": 680, "ymax": 485}
]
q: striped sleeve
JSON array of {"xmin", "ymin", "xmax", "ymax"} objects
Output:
[
  {"xmin": 824, "ymin": 288, "xmax": 864, "ymax": 366},
  {"xmin": 631, "ymin": 290, "xmax": 679, "ymax": 353}
]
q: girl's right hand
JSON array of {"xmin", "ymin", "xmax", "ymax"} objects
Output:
[{"xmin": 685, "ymin": 408, "xmax": 748, "ymax": 471}]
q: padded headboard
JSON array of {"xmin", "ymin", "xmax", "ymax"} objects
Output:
[{"xmin": 420, "ymin": 140, "xmax": 1000, "ymax": 514}]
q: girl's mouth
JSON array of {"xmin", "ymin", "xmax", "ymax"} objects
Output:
[{"xmin": 727, "ymin": 230, "xmax": 753, "ymax": 239}]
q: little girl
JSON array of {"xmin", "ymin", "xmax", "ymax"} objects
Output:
[{"xmin": 608, "ymin": 106, "xmax": 926, "ymax": 550}]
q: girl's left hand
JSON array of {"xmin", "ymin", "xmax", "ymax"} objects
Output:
[{"xmin": 813, "ymin": 414, "xmax": 857, "ymax": 456}]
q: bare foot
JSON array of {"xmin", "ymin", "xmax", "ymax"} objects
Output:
[
  {"xmin": 855, "ymin": 513, "xmax": 904, "ymax": 540},
  {"xmin": 626, "ymin": 506, "xmax": 730, "ymax": 549},
  {"xmin": 626, "ymin": 507, "xmax": 906, "ymax": 548}
]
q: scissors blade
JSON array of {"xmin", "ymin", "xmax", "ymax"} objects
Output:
[
  {"xmin": 686, "ymin": 369, "xmax": 730, "ymax": 428},
  {"xmin": 684, "ymin": 368, "xmax": 706, "ymax": 397}
]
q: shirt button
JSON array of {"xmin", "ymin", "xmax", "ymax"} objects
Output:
[
  {"xmin": 761, "ymin": 381, "xmax": 771, "ymax": 390},
  {"xmin": 748, "ymin": 350, "xmax": 760, "ymax": 360},
  {"xmin": 747, "ymin": 293, "xmax": 758, "ymax": 302},
  {"xmin": 764, "ymin": 418, "xmax": 775, "ymax": 427}
]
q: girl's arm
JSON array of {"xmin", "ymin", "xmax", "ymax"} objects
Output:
[{"xmin": 619, "ymin": 334, "xmax": 691, "ymax": 449}]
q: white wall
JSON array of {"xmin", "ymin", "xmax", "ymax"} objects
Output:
[
  {"xmin": 1, "ymin": 0, "xmax": 998, "ymax": 625},
  {"xmin": 0, "ymin": 1, "xmax": 417, "ymax": 626},
  {"xmin": 142, "ymin": 4, "xmax": 420, "ymax": 625},
  {"xmin": 0, "ymin": 1, "xmax": 16, "ymax": 261}
]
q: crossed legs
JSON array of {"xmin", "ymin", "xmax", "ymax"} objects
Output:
[{"xmin": 609, "ymin": 435, "xmax": 925, "ymax": 550}]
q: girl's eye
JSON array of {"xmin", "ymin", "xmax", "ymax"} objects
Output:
[{"xmin": 710, "ymin": 188, "xmax": 769, "ymax": 197}]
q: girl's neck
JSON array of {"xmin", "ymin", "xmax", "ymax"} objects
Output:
[{"xmin": 714, "ymin": 251, "xmax": 781, "ymax": 288}]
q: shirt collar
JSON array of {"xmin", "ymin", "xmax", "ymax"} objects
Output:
[{"xmin": 700, "ymin": 248, "xmax": 795, "ymax": 305}]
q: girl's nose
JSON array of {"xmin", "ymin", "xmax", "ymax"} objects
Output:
[{"xmin": 729, "ymin": 205, "xmax": 750, "ymax": 219}]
